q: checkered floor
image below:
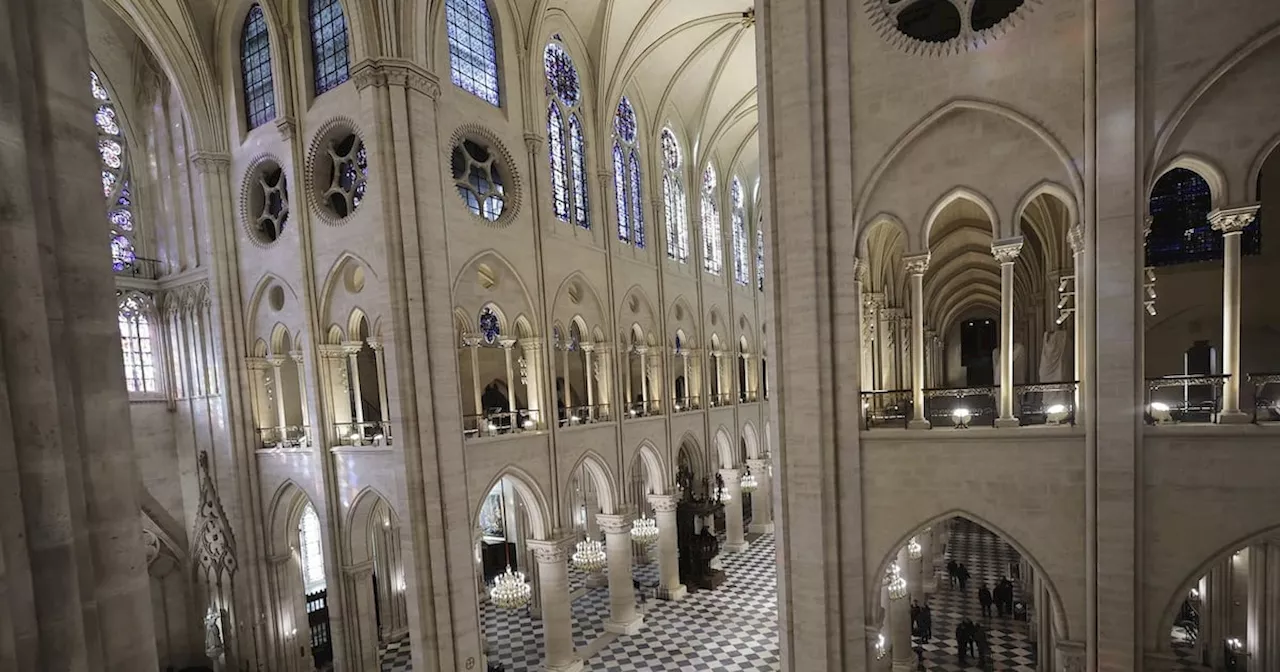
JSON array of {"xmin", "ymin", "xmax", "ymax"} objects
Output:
[{"xmin": 910, "ymin": 519, "xmax": 1037, "ymax": 671}]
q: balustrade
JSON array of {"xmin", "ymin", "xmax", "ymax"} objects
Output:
[
  {"xmin": 1249, "ymin": 373, "xmax": 1280, "ymax": 423},
  {"xmin": 463, "ymin": 409, "xmax": 542, "ymax": 439},
  {"xmin": 708, "ymin": 393, "xmax": 733, "ymax": 408},
  {"xmin": 1144, "ymin": 374, "xmax": 1228, "ymax": 425},
  {"xmin": 1013, "ymin": 381, "xmax": 1078, "ymax": 426},
  {"xmin": 558, "ymin": 404, "xmax": 612, "ymax": 427},
  {"xmin": 861, "ymin": 389, "xmax": 911, "ymax": 429},
  {"xmin": 258, "ymin": 425, "xmax": 311, "ymax": 449},
  {"xmin": 673, "ymin": 396, "xmax": 702, "ymax": 413},
  {"xmin": 625, "ymin": 399, "xmax": 662, "ymax": 418},
  {"xmin": 924, "ymin": 386, "xmax": 997, "ymax": 428},
  {"xmin": 333, "ymin": 420, "xmax": 393, "ymax": 446}
]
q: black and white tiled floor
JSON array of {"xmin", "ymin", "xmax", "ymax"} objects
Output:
[
  {"xmin": 912, "ymin": 519, "xmax": 1037, "ymax": 671},
  {"xmin": 380, "ymin": 534, "xmax": 778, "ymax": 671}
]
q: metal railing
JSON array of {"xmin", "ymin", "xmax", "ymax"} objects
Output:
[
  {"xmin": 672, "ymin": 396, "xmax": 701, "ymax": 413},
  {"xmin": 740, "ymin": 390, "xmax": 759, "ymax": 403},
  {"xmin": 333, "ymin": 420, "xmax": 393, "ymax": 446},
  {"xmin": 464, "ymin": 409, "xmax": 542, "ymax": 439},
  {"xmin": 558, "ymin": 404, "xmax": 612, "ymax": 427},
  {"xmin": 924, "ymin": 386, "xmax": 997, "ymax": 427},
  {"xmin": 117, "ymin": 256, "xmax": 164, "ymax": 281},
  {"xmin": 708, "ymin": 393, "xmax": 733, "ymax": 408},
  {"xmin": 624, "ymin": 399, "xmax": 662, "ymax": 419},
  {"xmin": 861, "ymin": 389, "xmax": 911, "ymax": 429},
  {"xmin": 258, "ymin": 425, "xmax": 310, "ymax": 449},
  {"xmin": 1249, "ymin": 373, "xmax": 1280, "ymax": 423},
  {"xmin": 1014, "ymin": 381, "xmax": 1079, "ymax": 426},
  {"xmin": 1144, "ymin": 374, "xmax": 1228, "ymax": 425}
]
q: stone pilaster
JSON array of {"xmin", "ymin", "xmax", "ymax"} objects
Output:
[
  {"xmin": 747, "ymin": 459, "xmax": 774, "ymax": 534},
  {"xmin": 648, "ymin": 495, "xmax": 687, "ymax": 601},
  {"xmin": 528, "ymin": 540, "xmax": 584, "ymax": 672},
  {"xmin": 720, "ymin": 469, "xmax": 749, "ymax": 552},
  {"xmin": 598, "ymin": 514, "xmax": 644, "ymax": 634}
]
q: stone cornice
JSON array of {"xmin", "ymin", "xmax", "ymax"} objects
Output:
[{"xmin": 350, "ymin": 58, "xmax": 441, "ymax": 99}]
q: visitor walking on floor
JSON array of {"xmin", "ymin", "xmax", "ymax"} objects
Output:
[
  {"xmin": 947, "ymin": 559, "xmax": 958, "ymax": 588},
  {"xmin": 920, "ymin": 603, "xmax": 933, "ymax": 642},
  {"xmin": 956, "ymin": 562, "xmax": 970, "ymax": 593},
  {"xmin": 978, "ymin": 583, "xmax": 993, "ymax": 618}
]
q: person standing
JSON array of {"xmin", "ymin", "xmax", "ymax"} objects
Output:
[
  {"xmin": 978, "ymin": 583, "xmax": 993, "ymax": 618},
  {"xmin": 976, "ymin": 623, "xmax": 991, "ymax": 670},
  {"xmin": 920, "ymin": 603, "xmax": 933, "ymax": 643},
  {"xmin": 947, "ymin": 559, "xmax": 958, "ymax": 588},
  {"xmin": 956, "ymin": 621, "xmax": 969, "ymax": 666},
  {"xmin": 957, "ymin": 562, "xmax": 970, "ymax": 593}
]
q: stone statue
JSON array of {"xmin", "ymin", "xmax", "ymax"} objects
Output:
[
  {"xmin": 1039, "ymin": 330, "xmax": 1072, "ymax": 405},
  {"xmin": 205, "ymin": 607, "xmax": 226, "ymax": 672}
]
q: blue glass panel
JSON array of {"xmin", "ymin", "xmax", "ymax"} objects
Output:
[
  {"xmin": 615, "ymin": 96, "xmax": 637, "ymax": 144},
  {"xmin": 241, "ymin": 5, "xmax": 276, "ymax": 129},
  {"xmin": 1144, "ymin": 168, "xmax": 1260, "ymax": 266},
  {"xmin": 543, "ymin": 42, "xmax": 580, "ymax": 106},
  {"xmin": 309, "ymin": 0, "xmax": 350, "ymax": 95},
  {"xmin": 547, "ymin": 102, "xmax": 570, "ymax": 221},
  {"xmin": 613, "ymin": 143, "xmax": 629, "ymax": 242},
  {"xmin": 446, "ymin": 0, "xmax": 500, "ymax": 105},
  {"xmin": 479, "ymin": 307, "xmax": 500, "ymax": 344},
  {"xmin": 569, "ymin": 114, "xmax": 589, "ymax": 228},
  {"xmin": 629, "ymin": 151, "xmax": 644, "ymax": 248}
]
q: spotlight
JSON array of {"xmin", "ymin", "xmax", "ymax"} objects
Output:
[
  {"xmin": 1046, "ymin": 404, "xmax": 1069, "ymax": 425},
  {"xmin": 1148, "ymin": 401, "xmax": 1174, "ymax": 425},
  {"xmin": 522, "ymin": 418, "xmax": 534, "ymax": 429},
  {"xmin": 951, "ymin": 407, "xmax": 971, "ymax": 429}
]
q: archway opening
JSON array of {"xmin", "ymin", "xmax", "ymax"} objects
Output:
[
  {"xmin": 298, "ymin": 502, "xmax": 333, "ymax": 669},
  {"xmin": 474, "ymin": 475, "xmax": 542, "ymax": 670}
]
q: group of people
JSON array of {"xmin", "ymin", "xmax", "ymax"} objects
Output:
[
  {"xmin": 946, "ymin": 559, "xmax": 971, "ymax": 592},
  {"xmin": 978, "ymin": 578, "xmax": 1016, "ymax": 618},
  {"xmin": 955, "ymin": 617, "xmax": 993, "ymax": 669},
  {"xmin": 910, "ymin": 600, "xmax": 933, "ymax": 641}
]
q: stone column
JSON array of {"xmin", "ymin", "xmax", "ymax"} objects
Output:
[
  {"xmin": 1207, "ymin": 559, "xmax": 1231, "ymax": 669},
  {"xmin": 1210, "ymin": 205, "xmax": 1258, "ymax": 423},
  {"xmin": 268, "ymin": 355, "xmax": 288, "ymax": 436},
  {"xmin": 681, "ymin": 351, "xmax": 691, "ymax": 406},
  {"xmin": 1248, "ymin": 544, "xmax": 1268, "ymax": 670},
  {"xmin": 721, "ymin": 469, "xmax": 749, "ymax": 552},
  {"xmin": 340, "ymin": 563, "xmax": 378, "ymax": 672},
  {"xmin": 598, "ymin": 514, "xmax": 644, "ymax": 634},
  {"xmin": 528, "ymin": 540, "xmax": 584, "ymax": 672},
  {"xmin": 747, "ymin": 458, "xmax": 774, "ymax": 534},
  {"xmin": 623, "ymin": 347, "xmax": 634, "ymax": 410},
  {"xmin": 581, "ymin": 343, "xmax": 595, "ymax": 418},
  {"xmin": 561, "ymin": 343, "xmax": 572, "ymax": 414},
  {"xmin": 918, "ymin": 530, "xmax": 934, "ymax": 594},
  {"xmin": 468, "ymin": 337, "xmax": 483, "ymax": 426},
  {"xmin": 636, "ymin": 346, "xmax": 650, "ymax": 408},
  {"xmin": 343, "ymin": 341, "xmax": 367, "ymax": 431},
  {"xmin": 1068, "ymin": 225, "xmax": 1086, "ymax": 422},
  {"xmin": 905, "ymin": 254, "xmax": 931, "ymax": 428},
  {"xmin": 908, "ymin": 537, "xmax": 925, "ymax": 603},
  {"xmin": 648, "ymin": 494, "xmax": 687, "ymax": 601},
  {"xmin": 290, "ymin": 350, "xmax": 311, "ymax": 444},
  {"xmin": 868, "ymin": 293, "xmax": 885, "ymax": 389},
  {"xmin": 500, "ymin": 338, "xmax": 518, "ymax": 419},
  {"xmin": 246, "ymin": 357, "xmax": 271, "ymax": 440},
  {"xmin": 521, "ymin": 339, "xmax": 543, "ymax": 425},
  {"xmin": 367, "ymin": 339, "xmax": 390, "ymax": 425},
  {"xmin": 0, "ymin": 4, "xmax": 161, "ymax": 664},
  {"xmin": 992, "ymin": 238, "xmax": 1024, "ymax": 428},
  {"xmin": 889, "ymin": 552, "xmax": 913, "ymax": 670}
]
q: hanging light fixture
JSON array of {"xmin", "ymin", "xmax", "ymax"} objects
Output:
[
  {"xmin": 571, "ymin": 539, "xmax": 607, "ymax": 573},
  {"xmin": 740, "ymin": 469, "xmax": 759, "ymax": 494},
  {"xmin": 630, "ymin": 516, "xmax": 659, "ymax": 546},
  {"xmin": 907, "ymin": 537, "xmax": 922, "ymax": 560},
  {"xmin": 885, "ymin": 562, "xmax": 908, "ymax": 600},
  {"xmin": 490, "ymin": 566, "xmax": 532, "ymax": 610}
]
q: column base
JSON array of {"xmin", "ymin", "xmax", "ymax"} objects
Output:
[
  {"xmin": 585, "ymin": 573, "xmax": 608, "ymax": 589},
  {"xmin": 542, "ymin": 658, "xmax": 584, "ymax": 672},
  {"xmin": 1219, "ymin": 410, "xmax": 1251, "ymax": 425},
  {"xmin": 725, "ymin": 540, "xmax": 750, "ymax": 553},
  {"xmin": 994, "ymin": 417, "xmax": 1021, "ymax": 428},
  {"xmin": 907, "ymin": 419, "xmax": 932, "ymax": 430},
  {"xmin": 604, "ymin": 613, "xmax": 645, "ymax": 635},
  {"xmin": 657, "ymin": 584, "xmax": 687, "ymax": 601},
  {"xmin": 892, "ymin": 660, "xmax": 915, "ymax": 672},
  {"xmin": 748, "ymin": 522, "xmax": 774, "ymax": 534}
]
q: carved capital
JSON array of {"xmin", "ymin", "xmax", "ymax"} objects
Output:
[
  {"xmin": 596, "ymin": 513, "xmax": 632, "ymax": 535},
  {"xmin": 265, "ymin": 355, "xmax": 286, "ymax": 368},
  {"xmin": 318, "ymin": 344, "xmax": 347, "ymax": 359},
  {"xmin": 991, "ymin": 237, "xmax": 1024, "ymax": 264},
  {"xmin": 1068, "ymin": 224, "xmax": 1085, "ymax": 253},
  {"xmin": 648, "ymin": 493, "xmax": 678, "ymax": 513},
  {"xmin": 528, "ymin": 539, "xmax": 573, "ymax": 565},
  {"xmin": 633, "ymin": 345, "xmax": 649, "ymax": 356},
  {"xmin": 903, "ymin": 252, "xmax": 930, "ymax": 275},
  {"xmin": 274, "ymin": 116, "xmax": 296, "ymax": 140},
  {"xmin": 190, "ymin": 152, "xmax": 231, "ymax": 175},
  {"xmin": 366, "ymin": 338, "xmax": 384, "ymax": 352},
  {"xmin": 341, "ymin": 341, "xmax": 365, "ymax": 356},
  {"xmin": 853, "ymin": 256, "xmax": 868, "ymax": 284},
  {"xmin": 1210, "ymin": 204, "xmax": 1260, "ymax": 235},
  {"xmin": 523, "ymin": 132, "xmax": 543, "ymax": 154},
  {"xmin": 342, "ymin": 561, "xmax": 376, "ymax": 578},
  {"xmin": 864, "ymin": 292, "xmax": 885, "ymax": 310},
  {"xmin": 719, "ymin": 467, "xmax": 741, "ymax": 484},
  {"xmin": 498, "ymin": 337, "xmax": 517, "ymax": 349},
  {"xmin": 579, "ymin": 343, "xmax": 595, "ymax": 354},
  {"xmin": 245, "ymin": 356, "xmax": 270, "ymax": 371},
  {"xmin": 746, "ymin": 458, "xmax": 769, "ymax": 473},
  {"xmin": 289, "ymin": 349, "xmax": 305, "ymax": 364},
  {"xmin": 520, "ymin": 337, "xmax": 544, "ymax": 351}
]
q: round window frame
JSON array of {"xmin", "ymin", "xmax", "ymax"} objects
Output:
[
  {"xmin": 865, "ymin": 0, "xmax": 1040, "ymax": 56},
  {"xmin": 239, "ymin": 153, "xmax": 292, "ymax": 247},
  {"xmin": 305, "ymin": 117, "xmax": 371, "ymax": 226},
  {"xmin": 446, "ymin": 124, "xmax": 522, "ymax": 228}
]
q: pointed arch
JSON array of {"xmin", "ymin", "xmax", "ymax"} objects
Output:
[
  {"xmin": 344, "ymin": 486, "xmax": 399, "ymax": 564},
  {"xmin": 444, "ymin": 0, "xmax": 500, "ymax": 105},
  {"xmin": 1152, "ymin": 153, "xmax": 1228, "ymax": 210},
  {"xmin": 922, "ymin": 187, "xmax": 1000, "ymax": 244},
  {"xmin": 239, "ymin": 4, "xmax": 276, "ymax": 129},
  {"xmin": 307, "ymin": 0, "xmax": 351, "ymax": 95},
  {"xmin": 677, "ymin": 431, "xmax": 706, "ymax": 480},
  {"xmin": 564, "ymin": 450, "xmax": 619, "ymax": 516},
  {"xmin": 266, "ymin": 479, "xmax": 318, "ymax": 558},
  {"xmin": 741, "ymin": 422, "xmax": 761, "ymax": 459},
  {"xmin": 713, "ymin": 426, "xmax": 735, "ymax": 470},
  {"xmin": 473, "ymin": 466, "xmax": 551, "ymax": 540},
  {"xmin": 631, "ymin": 440, "xmax": 669, "ymax": 495}
]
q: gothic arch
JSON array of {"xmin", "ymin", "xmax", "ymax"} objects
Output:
[
  {"xmin": 473, "ymin": 466, "xmax": 551, "ymax": 540},
  {"xmin": 452, "ymin": 250, "xmax": 540, "ymax": 337},
  {"xmin": 741, "ymin": 422, "xmax": 761, "ymax": 460},
  {"xmin": 216, "ymin": 0, "xmax": 292, "ymax": 138},
  {"xmin": 629, "ymin": 439, "xmax": 669, "ymax": 495},
  {"xmin": 868, "ymin": 509, "xmax": 1071, "ymax": 642},
  {"xmin": 344, "ymin": 486, "xmax": 400, "ymax": 564},
  {"xmin": 1151, "ymin": 154, "xmax": 1229, "ymax": 210},
  {"xmin": 266, "ymin": 479, "xmax": 320, "ymax": 558},
  {"xmin": 562, "ymin": 450, "xmax": 619, "ymax": 517},
  {"xmin": 922, "ymin": 187, "xmax": 1001, "ymax": 245},
  {"xmin": 713, "ymin": 426, "xmax": 735, "ymax": 470}
]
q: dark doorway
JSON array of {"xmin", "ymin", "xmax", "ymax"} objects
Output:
[{"xmin": 961, "ymin": 318, "xmax": 997, "ymax": 386}]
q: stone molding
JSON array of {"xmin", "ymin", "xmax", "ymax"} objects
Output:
[
  {"xmin": 903, "ymin": 253, "xmax": 931, "ymax": 275},
  {"xmin": 528, "ymin": 538, "xmax": 575, "ymax": 565},
  {"xmin": 596, "ymin": 513, "xmax": 632, "ymax": 535},
  {"xmin": 648, "ymin": 494, "xmax": 678, "ymax": 513},
  {"xmin": 191, "ymin": 151, "xmax": 231, "ymax": 175},
  {"xmin": 1210, "ymin": 204, "xmax": 1260, "ymax": 234},
  {"xmin": 350, "ymin": 58, "xmax": 440, "ymax": 98}
]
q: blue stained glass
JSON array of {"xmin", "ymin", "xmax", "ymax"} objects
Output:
[
  {"xmin": 615, "ymin": 96, "xmax": 637, "ymax": 144},
  {"xmin": 309, "ymin": 0, "xmax": 350, "ymax": 95},
  {"xmin": 675, "ymin": 334, "xmax": 683, "ymax": 352},
  {"xmin": 1146, "ymin": 167, "xmax": 1261, "ymax": 266},
  {"xmin": 629, "ymin": 151, "xmax": 644, "ymax": 248},
  {"xmin": 569, "ymin": 114, "xmax": 589, "ymax": 228},
  {"xmin": 479, "ymin": 307, "xmax": 500, "ymax": 344},
  {"xmin": 664, "ymin": 174, "xmax": 678, "ymax": 258},
  {"xmin": 241, "ymin": 5, "xmax": 276, "ymax": 129},
  {"xmin": 756, "ymin": 227, "xmax": 765, "ymax": 291},
  {"xmin": 111, "ymin": 235, "xmax": 135, "ymax": 271},
  {"xmin": 543, "ymin": 42, "xmax": 579, "ymax": 106},
  {"xmin": 732, "ymin": 178, "xmax": 748, "ymax": 285},
  {"xmin": 548, "ymin": 101, "xmax": 570, "ymax": 221},
  {"xmin": 92, "ymin": 71, "xmax": 135, "ymax": 273},
  {"xmin": 446, "ymin": 0, "xmax": 500, "ymax": 105},
  {"xmin": 661, "ymin": 127, "xmax": 680, "ymax": 170},
  {"xmin": 613, "ymin": 143, "xmax": 629, "ymax": 242}
]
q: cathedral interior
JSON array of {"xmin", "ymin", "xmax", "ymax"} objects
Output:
[{"xmin": 2, "ymin": 0, "xmax": 1280, "ymax": 670}]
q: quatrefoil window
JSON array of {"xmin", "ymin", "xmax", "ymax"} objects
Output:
[
  {"xmin": 255, "ymin": 165, "xmax": 288, "ymax": 242},
  {"xmin": 323, "ymin": 132, "xmax": 368, "ymax": 218},
  {"xmin": 451, "ymin": 138, "xmax": 506, "ymax": 221}
]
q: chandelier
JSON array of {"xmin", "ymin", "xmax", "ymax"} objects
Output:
[
  {"xmin": 489, "ymin": 566, "xmax": 532, "ymax": 610},
  {"xmin": 740, "ymin": 470, "xmax": 759, "ymax": 494},
  {"xmin": 571, "ymin": 539, "xmax": 607, "ymax": 573},
  {"xmin": 630, "ymin": 516, "xmax": 659, "ymax": 546},
  {"xmin": 885, "ymin": 562, "xmax": 908, "ymax": 600},
  {"xmin": 907, "ymin": 537, "xmax": 922, "ymax": 559}
]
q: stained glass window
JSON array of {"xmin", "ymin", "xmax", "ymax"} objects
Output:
[
  {"xmin": 1146, "ymin": 167, "xmax": 1261, "ymax": 267},
  {"xmin": 613, "ymin": 96, "xmax": 644, "ymax": 248},
  {"xmin": 298, "ymin": 503, "xmax": 326, "ymax": 593},
  {"xmin": 569, "ymin": 114, "xmax": 588, "ymax": 227},
  {"xmin": 660, "ymin": 128, "xmax": 689, "ymax": 262},
  {"xmin": 702, "ymin": 165, "xmax": 722, "ymax": 275},
  {"xmin": 445, "ymin": 0, "xmax": 500, "ymax": 105},
  {"xmin": 545, "ymin": 42, "xmax": 587, "ymax": 228},
  {"xmin": 756, "ymin": 226, "xmax": 765, "ymax": 291},
  {"xmin": 118, "ymin": 294, "xmax": 156, "ymax": 393},
  {"xmin": 309, "ymin": 0, "xmax": 350, "ymax": 95},
  {"xmin": 613, "ymin": 143, "xmax": 629, "ymax": 242},
  {"xmin": 451, "ymin": 139, "xmax": 506, "ymax": 221},
  {"xmin": 479, "ymin": 307, "xmax": 500, "ymax": 344},
  {"xmin": 241, "ymin": 5, "xmax": 276, "ymax": 129},
  {"xmin": 92, "ymin": 71, "xmax": 136, "ymax": 272},
  {"xmin": 731, "ymin": 177, "xmax": 748, "ymax": 285}
]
